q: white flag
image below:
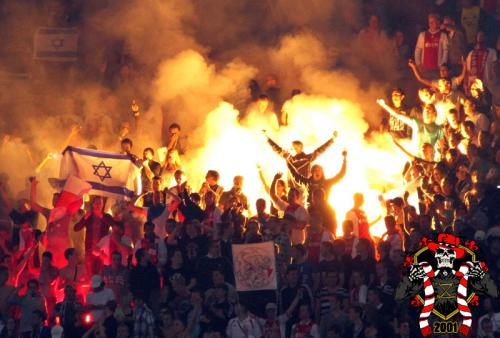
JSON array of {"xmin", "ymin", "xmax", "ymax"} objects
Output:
[
  {"xmin": 60, "ymin": 146, "xmax": 141, "ymax": 200},
  {"xmin": 232, "ymin": 241, "xmax": 277, "ymax": 292},
  {"xmin": 34, "ymin": 27, "xmax": 78, "ymax": 62}
]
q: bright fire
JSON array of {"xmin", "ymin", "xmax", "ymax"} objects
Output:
[{"xmin": 182, "ymin": 94, "xmax": 409, "ymax": 238}]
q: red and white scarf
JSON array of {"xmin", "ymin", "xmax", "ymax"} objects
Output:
[
  {"xmin": 470, "ymin": 47, "xmax": 489, "ymax": 79},
  {"xmin": 418, "ymin": 261, "xmax": 475, "ymax": 336}
]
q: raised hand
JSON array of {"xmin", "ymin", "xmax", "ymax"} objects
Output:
[
  {"xmin": 274, "ymin": 172, "xmax": 283, "ymax": 180},
  {"xmin": 467, "ymin": 262, "xmax": 485, "ymax": 279},
  {"xmin": 408, "ymin": 264, "xmax": 426, "ymax": 282},
  {"xmin": 376, "ymin": 98, "xmax": 386, "ymax": 106}
]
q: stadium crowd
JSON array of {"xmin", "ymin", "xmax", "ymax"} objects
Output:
[{"xmin": 0, "ymin": 0, "xmax": 500, "ymax": 337}]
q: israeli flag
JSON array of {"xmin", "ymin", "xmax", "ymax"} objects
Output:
[
  {"xmin": 34, "ymin": 27, "xmax": 78, "ymax": 62},
  {"xmin": 60, "ymin": 146, "xmax": 141, "ymax": 199}
]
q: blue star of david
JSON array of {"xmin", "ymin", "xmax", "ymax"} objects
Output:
[{"xmin": 92, "ymin": 161, "xmax": 112, "ymax": 182}]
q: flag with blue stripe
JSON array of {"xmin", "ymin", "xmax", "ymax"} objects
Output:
[
  {"xmin": 34, "ymin": 27, "xmax": 78, "ymax": 62},
  {"xmin": 60, "ymin": 146, "xmax": 141, "ymax": 200}
]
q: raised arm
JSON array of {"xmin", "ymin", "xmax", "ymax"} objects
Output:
[
  {"xmin": 325, "ymin": 151, "xmax": 347, "ymax": 188},
  {"xmin": 264, "ymin": 131, "xmax": 287, "ymax": 158},
  {"xmin": 310, "ymin": 131, "xmax": 337, "ymax": 161},
  {"xmin": 270, "ymin": 173, "xmax": 288, "ymax": 211},
  {"xmin": 454, "ymin": 56, "xmax": 467, "ymax": 86},
  {"xmin": 408, "ymin": 59, "xmax": 433, "ymax": 87},
  {"xmin": 257, "ymin": 165, "xmax": 271, "ymax": 194},
  {"xmin": 166, "ymin": 134, "xmax": 178, "ymax": 152},
  {"xmin": 376, "ymin": 99, "xmax": 414, "ymax": 127},
  {"xmin": 73, "ymin": 211, "xmax": 91, "ymax": 232},
  {"xmin": 392, "ymin": 138, "xmax": 435, "ymax": 165}
]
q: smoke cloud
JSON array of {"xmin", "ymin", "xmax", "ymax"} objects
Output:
[{"xmin": 0, "ymin": 0, "xmax": 403, "ymax": 215}]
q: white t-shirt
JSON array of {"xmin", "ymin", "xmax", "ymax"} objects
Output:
[
  {"xmin": 273, "ymin": 198, "xmax": 309, "ymax": 245},
  {"xmin": 226, "ymin": 316, "xmax": 262, "ymax": 338},
  {"xmin": 86, "ymin": 287, "xmax": 115, "ymax": 321}
]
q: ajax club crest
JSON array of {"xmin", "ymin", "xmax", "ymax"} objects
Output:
[{"xmin": 396, "ymin": 233, "xmax": 498, "ymax": 336}]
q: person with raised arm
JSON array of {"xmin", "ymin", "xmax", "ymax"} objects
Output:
[
  {"xmin": 30, "ymin": 177, "xmax": 71, "ymax": 268},
  {"xmin": 264, "ymin": 130, "xmax": 338, "ymax": 188},
  {"xmin": 286, "ymin": 151, "xmax": 347, "ymax": 205},
  {"xmin": 408, "ymin": 58, "xmax": 466, "ymax": 91},
  {"xmin": 377, "ymin": 99, "xmax": 444, "ymax": 157},
  {"xmin": 74, "ymin": 196, "xmax": 116, "ymax": 275},
  {"xmin": 270, "ymin": 173, "xmax": 309, "ymax": 245}
]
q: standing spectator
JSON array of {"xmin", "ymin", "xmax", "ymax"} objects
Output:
[
  {"xmin": 286, "ymin": 152, "xmax": 347, "ymax": 205},
  {"xmin": 380, "ymin": 88, "xmax": 412, "ymax": 139},
  {"xmin": 219, "ymin": 176, "xmax": 249, "ymax": 211},
  {"xmin": 30, "ymin": 178, "xmax": 71, "ymax": 268},
  {"xmin": 258, "ymin": 292, "xmax": 301, "ymax": 338},
  {"xmin": 345, "ymin": 193, "xmax": 377, "ymax": 257},
  {"xmin": 129, "ymin": 248, "xmax": 160, "ymax": 305},
  {"xmin": 414, "ymin": 13, "xmax": 449, "ymax": 74},
  {"xmin": 270, "ymin": 174, "xmax": 309, "ymax": 245},
  {"xmin": 466, "ymin": 31, "xmax": 497, "ymax": 88},
  {"xmin": 102, "ymin": 300, "xmax": 118, "ymax": 338},
  {"xmin": 202, "ymin": 191, "xmax": 222, "ymax": 239},
  {"xmin": 350, "ymin": 270, "xmax": 369, "ymax": 305},
  {"xmin": 307, "ymin": 189, "xmax": 337, "ymax": 236},
  {"xmin": 134, "ymin": 222, "xmax": 167, "ymax": 268},
  {"xmin": 74, "ymin": 196, "xmax": 115, "ymax": 274},
  {"xmin": 86, "ymin": 275, "xmax": 115, "ymax": 322},
  {"xmin": 442, "ymin": 16, "xmax": 468, "ymax": 72},
  {"xmin": 93, "ymin": 221, "xmax": 133, "ymax": 267},
  {"xmin": 141, "ymin": 147, "xmax": 162, "ymax": 194},
  {"xmin": 265, "ymin": 131, "xmax": 336, "ymax": 188},
  {"xmin": 120, "ymin": 138, "xmax": 140, "ymax": 165},
  {"xmin": 101, "ymin": 251, "xmax": 130, "ymax": 309},
  {"xmin": 205, "ymin": 269, "xmax": 238, "ymax": 306},
  {"xmin": 58, "ymin": 248, "xmax": 88, "ymax": 300},
  {"xmin": 308, "ymin": 214, "xmax": 335, "ymax": 266},
  {"xmin": 54, "ymin": 285, "xmax": 83, "ymax": 334},
  {"xmin": 163, "ymin": 247, "xmax": 197, "ymax": 291},
  {"xmin": 132, "ymin": 292, "xmax": 155, "ymax": 338},
  {"xmin": 279, "ymin": 266, "xmax": 313, "ymax": 338},
  {"xmin": 166, "ymin": 123, "xmax": 186, "ymax": 155},
  {"xmin": 39, "ymin": 251, "xmax": 59, "ymax": 318},
  {"xmin": 377, "ymin": 99, "xmax": 444, "ymax": 156},
  {"xmin": 29, "ymin": 310, "xmax": 51, "ymax": 338},
  {"xmin": 199, "ymin": 170, "xmax": 224, "ymax": 206},
  {"xmin": 226, "ymin": 302, "xmax": 262, "ymax": 338},
  {"xmin": 10, "ymin": 279, "xmax": 46, "ymax": 338},
  {"xmin": 195, "ymin": 240, "xmax": 233, "ymax": 291},
  {"xmin": 290, "ymin": 304, "xmax": 320, "ymax": 338}
]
